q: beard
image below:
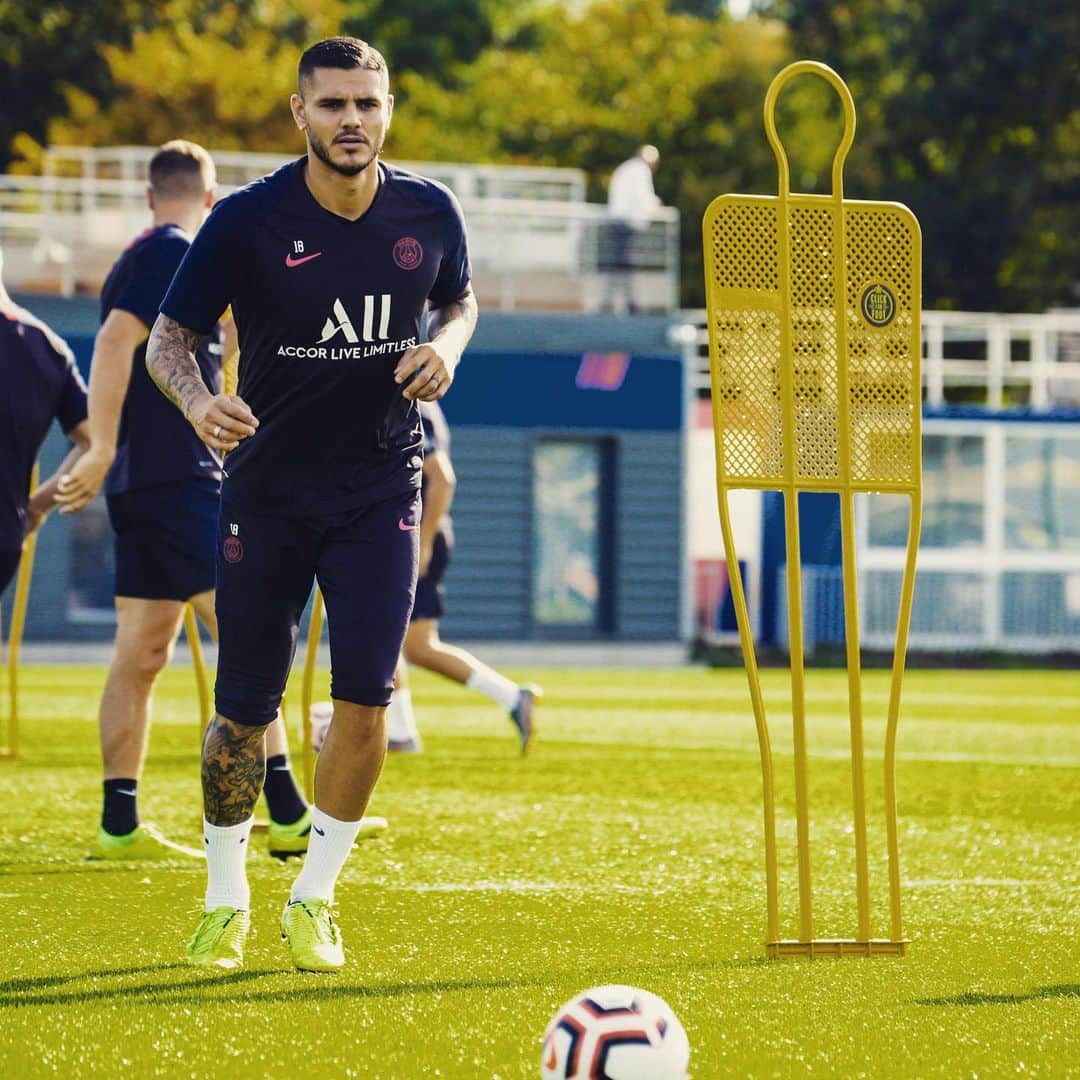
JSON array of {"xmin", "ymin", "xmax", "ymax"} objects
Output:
[{"xmin": 307, "ymin": 127, "xmax": 382, "ymax": 177}]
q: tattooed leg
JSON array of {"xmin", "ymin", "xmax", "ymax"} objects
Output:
[{"xmin": 202, "ymin": 713, "xmax": 268, "ymax": 826}]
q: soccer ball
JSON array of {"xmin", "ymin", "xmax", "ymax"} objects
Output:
[
  {"xmin": 541, "ymin": 985, "xmax": 690, "ymax": 1080},
  {"xmin": 309, "ymin": 701, "xmax": 333, "ymax": 752}
]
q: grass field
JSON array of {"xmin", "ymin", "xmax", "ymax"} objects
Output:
[{"xmin": 0, "ymin": 664, "xmax": 1077, "ymax": 1078}]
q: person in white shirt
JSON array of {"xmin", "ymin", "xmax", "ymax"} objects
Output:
[{"xmin": 605, "ymin": 144, "xmax": 661, "ymax": 314}]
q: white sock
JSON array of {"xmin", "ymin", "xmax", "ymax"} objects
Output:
[
  {"xmin": 466, "ymin": 664, "xmax": 521, "ymax": 712},
  {"xmin": 290, "ymin": 806, "xmax": 363, "ymax": 905},
  {"xmin": 387, "ymin": 688, "xmax": 420, "ymax": 742},
  {"xmin": 203, "ymin": 817, "xmax": 253, "ymax": 911}
]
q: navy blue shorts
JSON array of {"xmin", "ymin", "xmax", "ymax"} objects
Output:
[
  {"xmin": 214, "ymin": 488, "xmax": 420, "ymax": 725},
  {"xmin": 0, "ymin": 548, "xmax": 21, "ymax": 596},
  {"xmin": 412, "ymin": 530, "xmax": 451, "ymax": 621},
  {"xmin": 106, "ymin": 478, "xmax": 219, "ymax": 601}
]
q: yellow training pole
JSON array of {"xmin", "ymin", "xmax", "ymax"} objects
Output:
[
  {"xmin": 299, "ymin": 588, "xmax": 324, "ymax": 803},
  {"xmin": 184, "ymin": 605, "xmax": 211, "ymax": 742},
  {"xmin": 2, "ymin": 463, "xmax": 41, "ymax": 760}
]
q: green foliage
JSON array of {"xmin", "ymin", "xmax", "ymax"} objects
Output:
[
  {"xmin": 33, "ymin": 0, "xmax": 343, "ymax": 156},
  {"xmin": 769, "ymin": 0, "xmax": 1080, "ymax": 311},
  {"xmin": 7, "ymin": 0, "xmax": 1077, "ymax": 310}
]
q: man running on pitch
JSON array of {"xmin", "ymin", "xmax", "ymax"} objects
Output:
[{"xmin": 147, "ymin": 36, "xmax": 476, "ymax": 972}]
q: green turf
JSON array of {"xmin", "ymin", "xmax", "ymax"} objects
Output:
[{"xmin": 0, "ymin": 665, "xmax": 1077, "ymax": 1078}]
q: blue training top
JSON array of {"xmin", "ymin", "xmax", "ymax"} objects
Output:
[
  {"xmin": 100, "ymin": 223, "xmax": 223, "ymax": 496},
  {"xmin": 0, "ymin": 304, "xmax": 87, "ymax": 551},
  {"xmin": 161, "ymin": 158, "xmax": 472, "ymax": 517}
]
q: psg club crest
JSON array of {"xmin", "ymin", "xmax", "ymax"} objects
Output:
[
  {"xmin": 223, "ymin": 536, "xmax": 244, "ymax": 564},
  {"xmin": 393, "ymin": 236, "xmax": 423, "ymax": 270}
]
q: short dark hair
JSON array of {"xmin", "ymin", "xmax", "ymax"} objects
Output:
[
  {"xmin": 148, "ymin": 140, "xmax": 215, "ymax": 199},
  {"xmin": 298, "ymin": 36, "xmax": 388, "ymax": 92}
]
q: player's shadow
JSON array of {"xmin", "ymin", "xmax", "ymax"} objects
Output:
[
  {"xmin": 915, "ymin": 984, "xmax": 1079, "ymax": 1007},
  {"xmin": 0, "ymin": 957, "xmax": 762, "ymax": 1009},
  {"xmin": 0, "ymin": 964, "xmax": 290, "ymax": 1008}
]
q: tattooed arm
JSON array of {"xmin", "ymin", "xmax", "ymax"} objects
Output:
[
  {"xmin": 146, "ymin": 313, "xmax": 259, "ymax": 452},
  {"xmin": 393, "ymin": 287, "xmax": 478, "ymax": 401}
]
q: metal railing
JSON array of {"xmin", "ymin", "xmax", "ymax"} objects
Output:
[
  {"xmin": 677, "ymin": 308, "xmax": 1080, "ymax": 410},
  {"xmin": 0, "ymin": 169, "xmax": 680, "ymax": 312},
  {"xmin": 42, "ymin": 145, "xmax": 588, "ymax": 203}
]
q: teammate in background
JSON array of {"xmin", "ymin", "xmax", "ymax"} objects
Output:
[
  {"xmin": 54, "ymin": 142, "xmax": 311, "ymax": 863},
  {"xmin": 146, "ymin": 37, "xmax": 477, "ymax": 972},
  {"xmin": 0, "ymin": 247, "xmax": 90, "ymax": 594},
  {"xmin": 604, "ymin": 144, "xmax": 661, "ymax": 315},
  {"xmin": 387, "ymin": 400, "xmax": 539, "ymax": 754}
]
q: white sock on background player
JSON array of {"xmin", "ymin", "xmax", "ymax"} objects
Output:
[
  {"xmin": 466, "ymin": 665, "xmax": 521, "ymax": 712},
  {"xmin": 203, "ymin": 817, "xmax": 253, "ymax": 910},
  {"xmin": 387, "ymin": 688, "xmax": 420, "ymax": 743},
  {"xmin": 290, "ymin": 807, "xmax": 363, "ymax": 904}
]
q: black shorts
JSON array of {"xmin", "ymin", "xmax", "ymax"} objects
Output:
[
  {"xmin": 0, "ymin": 548, "xmax": 21, "ymax": 596},
  {"xmin": 106, "ymin": 478, "xmax": 219, "ymax": 601},
  {"xmin": 411, "ymin": 530, "xmax": 451, "ymax": 621},
  {"xmin": 214, "ymin": 488, "xmax": 420, "ymax": 725}
]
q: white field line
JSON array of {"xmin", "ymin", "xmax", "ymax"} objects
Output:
[
  {"xmin": 547, "ymin": 729, "xmax": 1080, "ymax": 768},
  {"xmin": 903, "ymin": 878, "xmax": 1058, "ymax": 889},
  {"xmin": 581, "ymin": 687, "xmax": 1080, "ymax": 714}
]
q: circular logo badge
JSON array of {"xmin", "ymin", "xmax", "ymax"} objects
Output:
[
  {"xmin": 223, "ymin": 536, "xmax": 244, "ymax": 564},
  {"xmin": 393, "ymin": 236, "xmax": 424, "ymax": 271},
  {"xmin": 861, "ymin": 283, "xmax": 897, "ymax": 327}
]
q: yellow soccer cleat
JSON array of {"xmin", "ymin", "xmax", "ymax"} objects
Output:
[
  {"xmin": 88, "ymin": 823, "xmax": 203, "ymax": 862},
  {"xmin": 281, "ymin": 898, "xmax": 344, "ymax": 972},
  {"xmin": 186, "ymin": 907, "xmax": 250, "ymax": 969}
]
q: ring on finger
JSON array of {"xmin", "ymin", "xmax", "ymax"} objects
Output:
[{"xmin": 212, "ymin": 424, "xmax": 222, "ymax": 439}]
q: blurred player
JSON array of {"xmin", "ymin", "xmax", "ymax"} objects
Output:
[
  {"xmin": 146, "ymin": 37, "xmax": 477, "ymax": 971},
  {"xmin": 55, "ymin": 142, "xmax": 311, "ymax": 863},
  {"xmin": 0, "ymin": 247, "xmax": 90, "ymax": 594},
  {"xmin": 388, "ymin": 399, "xmax": 539, "ymax": 754}
]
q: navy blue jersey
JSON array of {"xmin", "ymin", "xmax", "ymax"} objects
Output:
[
  {"xmin": 0, "ymin": 305, "xmax": 87, "ymax": 550},
  {"xmin": 161, "ymin": 159, "xmax": 472, "ymax": 516},
  {"xmin": 419, "ymin": 400, "xmax": 452, "ymax": 538},
  {"xmin": 100, "ymin": 224, "xmax": 223, "ymax": 496}
]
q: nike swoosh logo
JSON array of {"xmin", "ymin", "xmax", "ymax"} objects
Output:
[
  {"xmin": 313, "ymin": 824, "xmax": 326, "ymax": 837},
  {"xmin": 285, "ymin": 251, "xmax": 323, "ymax": 268},
  {"xmin": 398, "ymin": 519, "xmax": 418, "ymax": 531},
  {"xmin": 115, "ymin": 789, "xmax": 137, "ymax": 797}
]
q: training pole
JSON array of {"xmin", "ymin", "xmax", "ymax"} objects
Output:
[{"xmin": 703, "ymin": 60, "xmax": 922, "ymax": 957}]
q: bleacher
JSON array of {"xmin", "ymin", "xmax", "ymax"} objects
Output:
[{"xmin": 0, "ymin": 145, "xmax": 681, "ymax": 312}]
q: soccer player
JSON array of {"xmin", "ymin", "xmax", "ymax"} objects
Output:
[
  {"xmin": 0, "ymin": 248, "xmax": 90, "ymax": 594},
  {"xmin": 54, "ymin": 142, "xmax": 310, "ymax": 863},
  {"xmin": 387, "ymin": 400, "xmax": 539, "ymax": 754},
  {"xmin": 146, "ymin": 37, "xmax": 477, "ymax": 972}
]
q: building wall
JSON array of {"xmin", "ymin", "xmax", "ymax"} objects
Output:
[{"xmin": 4, "ymin": 302, "xmax": 688, "ymax": 642}]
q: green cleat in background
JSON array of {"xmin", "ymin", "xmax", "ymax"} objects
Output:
[{"xmin": 88, "ymin": 823, "xmax": 203, "ymax": 861}]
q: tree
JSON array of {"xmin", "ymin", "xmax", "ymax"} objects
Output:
[
  {"xmin": 25, "ymin": 0, "xmax": 342, "ymax": 158},
  {"xmin": 0, "ymin": 0, "xmax": 159, "ymax": 170},
  {"xmin": 769, "ymin": 0, "xmax": 1080, "ymax": 311}
]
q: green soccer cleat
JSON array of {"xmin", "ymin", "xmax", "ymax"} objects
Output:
[
  {"xmin": 281, "ymin": 898, "xmax": 345, "ymax": 972},
  {"xmin": 268, "ymin": 810, "xmax": 389, "ymax": 859},
  {"xmin": 88, "ymin": 823, "xmax": 203, "ymax": 862},
  {"xmin": 267, "ymin": 808, "xmax": 313, "ymax": 859},
  {"xmin": 186, "ymin": 906, "xmax": 250, "ymax": 970}
]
